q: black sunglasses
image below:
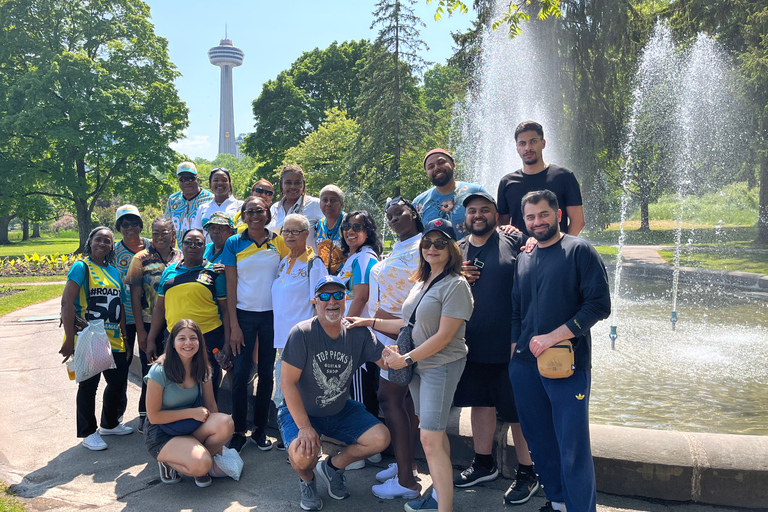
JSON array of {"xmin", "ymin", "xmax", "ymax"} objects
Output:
[
  {"xmin": 178, "ymin": 175, "xmax": 196, "ymax": 183},
  {"xmin": 182, "ymin": 240, "xmax": 205, "ymax": 248},
  {"xmin": 420, "ymin": 238, "xmax": 449, "ymax": 250},
  {"xmin": 341, "ymin": 222, "xmax": 364, "ymax": 232},
  {"xmin": 252, "ymin": 187, "xmax": 274, "ymax": 197},
  {"xmin": 244, "ymin": 208, "xmax": 267, "ymax": 217},
  {"xmin": 120, "ymin": 220, "xmax": 141, "ymax": 229},
  {"xmin": 316, "ymin": 291, "xmax": 345, "ymax": 301},
  {"xmin": 385, "ymin": 196, "xmax": 405, "ymax": 210}
]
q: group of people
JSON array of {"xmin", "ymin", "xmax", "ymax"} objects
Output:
[{"xmin": 59, "ymin": 120, "xmax": 611, "ymax": 512}]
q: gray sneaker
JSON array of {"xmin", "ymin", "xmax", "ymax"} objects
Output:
[
  {"xmin": 315, "ymin": 458, "xmax": 350, "ymax": 500},
  {"xmin": 300, "ymin": 478, "xmax": 324, "ymax": 511}
]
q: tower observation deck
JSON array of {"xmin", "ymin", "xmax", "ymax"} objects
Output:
[{"xmin": 208, "ymin": 38, "xmax": 244, "ymax": 157}]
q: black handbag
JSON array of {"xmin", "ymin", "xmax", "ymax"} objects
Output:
[
  {"xmin": 388, "ymin": 272, "xmax": 447, "ymax": 386},
  {"xmin": 159, "ymin": 384, "xmax": 204, "ymax": 436}
]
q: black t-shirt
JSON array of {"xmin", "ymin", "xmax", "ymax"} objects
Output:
[
  {"xmin": 496, "ymin": 164, "xmax": 583, "ymax": 235},
  {"xmin": 458, "ymin": 231, "xmax": 524, "ymax": 363}
]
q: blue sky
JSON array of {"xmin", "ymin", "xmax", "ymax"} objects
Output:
[{"xmin": 147, "ymin": 1, "xmax": 474, "ymax": 160}]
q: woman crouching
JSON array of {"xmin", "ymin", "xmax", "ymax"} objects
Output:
[{"xmin": 144, "ymin": 319, "xmax": 234, "ymax": 487}]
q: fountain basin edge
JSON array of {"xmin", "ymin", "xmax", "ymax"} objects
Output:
[{"xmin": 611, "ymin": 261, "xmax": 768, "ymax": 294}]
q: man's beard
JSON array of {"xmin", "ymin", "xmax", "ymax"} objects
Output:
[
  {"xmin": 530, "ymin": 222, "xmax": 558, "ymax": 242},
  {"xmin": 468, "ymin": 219, "xmax": 495, "ymax": 236},
  {"xmin": 430, "ymin": 168, "xmax": 453, "ymax": 187}
]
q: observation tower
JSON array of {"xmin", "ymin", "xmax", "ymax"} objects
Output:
[{"xmin": 208, "ymin": 36, "xmax": 244, "ymax": 157}]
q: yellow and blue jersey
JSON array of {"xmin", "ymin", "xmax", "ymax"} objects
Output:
[
  {"xmin": 67, "ymin": 259, "xmax": 125, "ymax": 352},
  {"xmin": 158, "ymin": 260, "xmax": 227, "ymax": 334}
]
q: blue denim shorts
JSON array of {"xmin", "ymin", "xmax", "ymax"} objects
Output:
[
  {"xmin": 409, "ymin": 358, "xmax": 466, "ymax": 432},
  {"xmin": 278, "ymin": 399, "xmax": 381, "ymax": 449}
]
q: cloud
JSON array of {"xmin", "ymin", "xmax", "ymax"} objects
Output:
[{"xmin": 171, "ymin": 135, "xmax": 215, "ymax": 160}]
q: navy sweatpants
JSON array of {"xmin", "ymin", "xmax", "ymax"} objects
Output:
[{"xmin": 509, "ymin": 362, "xmax": 596, "ymax": 512}]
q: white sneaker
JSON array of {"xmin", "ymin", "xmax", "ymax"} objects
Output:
[
  {"xmin": 376, "ymin": 463, "xmax": 419, "ymax": 483},
  {"xmin": 372, "ymin": 476, "xmax": 420, "ymax": 500},
  {"xmin": 82, "ymin": 432, "xmax": 108, "ymax": 451},
  {"xmin": 99, "ymin": 424, "xmax": 133, "ymax": 436},
  {"xmin": 367, "ymin": 452, "xmax": 382, "ymax": 463},
  {"xmin": 345, "ymin": 459, "xmax": 365, "ymax": 470}
]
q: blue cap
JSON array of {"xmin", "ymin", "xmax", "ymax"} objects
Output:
[
  {"xmin": 314, "ymin": 275, "xmax": 346, "ymax": 295},
  {"xmin": 423, "ymin": 218, "xmax": 457, "ymax": 240}
]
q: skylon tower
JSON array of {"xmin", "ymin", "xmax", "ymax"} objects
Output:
[{"xmin": 208, "ymin": 35, "xmax": 244, "ymax": 157}]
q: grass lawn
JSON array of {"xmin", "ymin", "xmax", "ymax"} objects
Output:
[
  {"xmin": 0, "ymin": 285, "xmax": 65, "ymax": 317},
  {"xmin": 0, "ymin": 275, "xmax": 68, "ymax": 284},
  {"xmin": 0, "ymin": 482, "xmax": 27, "ymax": 512},
  {"xmin": 586, "ymin": 223, "xmax": 758, "ymax": 246},
  {"xmin": 0, "ymin": 236, "xmax": 79, "ymax": 259},
  {"xmin": 658, "ymin": 250, "xmax": 768, "ymax": 275}
]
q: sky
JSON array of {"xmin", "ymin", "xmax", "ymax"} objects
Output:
[{"xmin": 146, "ymin": 0, "xmax": 475, "ymax": 161}]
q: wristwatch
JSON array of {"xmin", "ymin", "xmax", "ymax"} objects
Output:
[{"xmin": 403, "ymin": 353, "xmax": 415, "ymax": 366}]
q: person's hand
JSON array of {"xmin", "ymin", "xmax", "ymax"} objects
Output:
[
  {"xmin": 191, "ymin": 407, "xmax": 211, "ymax": 422},
  {"xmin": 212, "ymin": 263, "xmax": 225, "ymax": 274},
  {"xmin": 344, "ymin": 317, "xmax": 372, "ymax": 329},
  {"xmin": 146, "ymin": 340, "xmax": 158, "ymax": 362},
  {"xmin": 230, "ymin": 324, "xmax": 245, "ymax": 355},
  {"xmin": 497, "ymin": 224, "xmax": 521, "ymax": 235},
  {"xmin": 137, "ymin": 331, "xmax": 148, "ymax": 353},
  {"xmin": 294, "ymin": 426, "xmax": 321, "ymax": 460},
  {"xmin": 59, "ymin": 337, "xmax": 75, "ymax": 363},
  {"xmin": 462, "ymin": 260, "xmax": 480, "ymax": 284},
  {"xmin": 385, "ymin": 349, "xmax": 407, "ymax": 370},
  {"xmin": 529, "ymin": 335, "xmax": 558, "ymax": 358},
  {"xmin": 524, "ymin": 237, "xmax": 538, "ymax": 253}
]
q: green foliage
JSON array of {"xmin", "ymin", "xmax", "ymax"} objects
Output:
[
  {"xmin": 0, "ymin": 0, "xmax": 189, "ymax": 251},
  {"xmin": 0, "ymin": 252, "xmax": 80, "ymax": 278},
  {"xmin": 0, "ymin": 235, "xmax": 80, "ymax": 259},
  {"xmin": 428, "ymin": 0, "xmax": 562, "ymax": 36},
  {"xmin": 657, "ymin": 249, "xmax": 768, "ymax": 274},
  {"xmin": 586, "ymin": 226, "xmax": 758, "ymax": 245},
  {"xmin": 0, "ymin": 284, "xmax": 66, "ymax": 317}
]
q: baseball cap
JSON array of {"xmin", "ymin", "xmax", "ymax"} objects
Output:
[
  {"xmin": 115, "ymin": 204, "xmax": 141, "ymax": 222},
  {"xmin": 423, "ymin": 218, "xmax": 456, "ymax": 240},
  {"xmin": 423, "ymin": 148, "xmax": 454, "ymax": 169},
  {"xmin": 203, "ymin": 212, "xmax": 234, "ymax": 230},
  {"xmin": 314, "ymin": 275, "xmax": 346, "ymax": 295},
  {"xmin": 463, "ymin": 192, "xmax": 498, "ymax": 210},
  {"xmin": 176, "ymin": 161, "xmax": 198, "ymax": 175}
]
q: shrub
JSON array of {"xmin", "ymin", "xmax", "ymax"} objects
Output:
[{"xmin": 51, "ymin": 214, "xmax": 77, "ymax": 233}]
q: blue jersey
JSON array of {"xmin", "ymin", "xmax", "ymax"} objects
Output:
[{"xmin": 412, "ymin": 181, "xmax": 489, "ymax": 239}]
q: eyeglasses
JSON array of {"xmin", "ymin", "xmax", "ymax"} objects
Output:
[
  {"xmin": 252, "ymin": 187, "xmax": 274, "ymax": 197},
  {"xmin": 121, "ymin": 220, "xmax": 141, "ymax": 229},
  {"xmin": 316, "ymin": 291, "xmax": 345, "ymax": 301},
  {"xmin": 244, "ymin": 208, "xmax": 267, "ymax": 217},
  {"xmin": 182, "ymin": 240, "xmax": 205, "ymax": 248},
  {"xmin": 282, "ymin": 229, "xmax": 308, "ymax": 236},
  {"xmin": 420, "ymin": 238, "xmax": 450, "ymax": 250},
  {"xmin": 178, "ymin": 175, "xmax": 197, "ymax": 183},
  {"xmin": 341, "ymin": 222, "xmax": 364, "ymax": 232}
]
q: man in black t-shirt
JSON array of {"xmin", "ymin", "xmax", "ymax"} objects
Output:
[
  {"xmin": 280, "ymin": 275, "xmax": 390, "ymax": 511},
  {"xmin": 497, "ymin": 121, "xmax": 585, "ymax": 236},
  {"xmin": 454, "ymin": 192, "xmax": 540, "ymax": 505}
]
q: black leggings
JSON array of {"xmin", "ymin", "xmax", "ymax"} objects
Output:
[{"xmin": 77, "ymin": 352, "xmax": 129, "ymax": 437}]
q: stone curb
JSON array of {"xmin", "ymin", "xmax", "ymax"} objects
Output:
[{"xmin": 607, "ymin": 261, "xmax": 768, "ymax": 293}]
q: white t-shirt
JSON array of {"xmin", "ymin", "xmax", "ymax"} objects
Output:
[
  {"xmin": 271, "ymin": 249, "xmax": 328, "ymax": 349},
  {"xmin": 193, "ymin": 195, "xmax": 243, "ymax": 243},
  {"xmin": 268, "ymin": 195, "xmax": 324, "ymax": 252},
  {"xmin": 368, "ymin": 234, "xmax": 420, "ymax": 345}
]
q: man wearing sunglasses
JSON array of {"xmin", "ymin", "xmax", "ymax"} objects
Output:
[
  {"xmin": 278, "ymin": 275, "xmax": 391, "ymax": 511},
  {"xmin": 413, "ymin": 148, "xmax": 490, "ymax": 239},
  {"xmin": 165, "ymin": 161, "xmax": 214, "ymax": 238}
]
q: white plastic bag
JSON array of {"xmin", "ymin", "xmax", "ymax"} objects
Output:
[
  {"xmin": 213, "ymin": 446, "xmax": 244, "ymax": 481},
  {"xmin": 74, "ymin": 320, "xmax": 116, "ymax": 382}
]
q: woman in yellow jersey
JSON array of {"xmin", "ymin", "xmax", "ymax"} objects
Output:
[
  {"xmin": 223, "ymin": 196, "xmax": 289, "ymax": 453},
  {"xmin": 60, "ymin": 227, "xmax": 132, "ymax": 451}
]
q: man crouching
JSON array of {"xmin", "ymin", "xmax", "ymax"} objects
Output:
[{"xmin": 280, "ymin": 275, "xmax": 391, "ymax": 511}]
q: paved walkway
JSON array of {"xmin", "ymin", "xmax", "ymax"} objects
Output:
[
  {"xmin": 0, "ymin": 298, "xmax": 755, "ymax": 512},
  {"xmin": 619, "ymin": 245, "xmax": 668, "ymax": 265}
]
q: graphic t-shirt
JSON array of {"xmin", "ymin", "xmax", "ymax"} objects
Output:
[
  {"xmin": 337, "ymin": 245, "xmax": 379, "ymax": 316},
  {"xmin": 165, "ymin": 189, "xmax": 215, "ymax": 237},
  {"xmin": 412, "ymin": 182, "xmax": 489, "ymax": 239},
  {"xmin": 281, "ymin": 318, "xmax": 384, "ymax": 417},
  {"xmin": 125, "ymin": 245, "xmax": 182, "ymax": 324},
  {"xmin": 67, "ymin": 259, "xmax": 125, "ymax": 352},
  {"xmin": 158, "ymin": 260, "xmax": 227, "ymax": 333},
  {"xmin": 114, "ymin": 238, "xmax": 150, "ymax": 325}
]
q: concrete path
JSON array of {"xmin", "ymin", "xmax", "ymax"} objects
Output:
[
  {"xmin": 0, "ymin": 298, "xmax": 756, "ymax": 512},
  {"xmin": 616, "ymin": 245, "xmax": 668, "ymax": 265}
]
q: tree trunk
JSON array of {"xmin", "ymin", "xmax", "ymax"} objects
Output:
[
  {"xmin": 75, "ymin": 198, "xmax": 92, "ymax": 253},
  {"xmin": 0, "ymin": 215, "xmax": 12, "ymax": 245},
  {"xmin": 32, "ymin": 222, "xmax": 41, "ymax": 238},
  {"xmin": 639, "ymin": 198, "xmax": 650, "ymax": 232},
  {"xmin": 757, "ymin": 149, "xmax": 768, "ymax": 244},
  {"xmin": 22, "ymin": 220, "xmax": 29, "ymax": 241}
]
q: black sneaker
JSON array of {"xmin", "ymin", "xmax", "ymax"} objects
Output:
[
  {"xmin": 229, "ymin": 433, "xmax": 247, "ymax": 453},
  {"xmin": 138, "ymin": 416, "xmax": 145, "ymax": 434},
  {"xmin": 503, "ymin": 470, "xmax": 540, "ymax": 505},
  {"xmin": 250, "ymin": 431, "xmax": 274, "ymax": 451},
  {"xmin": 453, "ymin": 459, "xmax": 499, "ymax": 488},
  {"xmin": 277, "ymin": 441, "xmax": 286, "ymax": 451},
  {"xmin": 538, "ymin": 502, "xmax": 556, "ymax": 512}
]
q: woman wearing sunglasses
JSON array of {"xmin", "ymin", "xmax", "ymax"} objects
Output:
[
  {"xmin": 147, "ymin": 229, "xmax": 229, "ymax": 403},
  {"xmin": 348, "ymin": 219, "xmax": 473, "ymax": 512},
  {"xmin": 250, "ymin": 179, "xmax": 275, "ymax": 203},
  {"xmin": 267, "ymin": 164, "xmax": 323, "ymax": 251},
  {"xmin": 223, "ymin": 196, "xmax": 290, "ymax": 454},
  {"xmin": 365, "ymin": 197, "xmax": 423, "ymax": 499},
  {"xmin": 193, "ymin": 168, "xmax": 243, "ymax": 243}
]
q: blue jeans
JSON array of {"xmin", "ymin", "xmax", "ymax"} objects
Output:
[
  {"xmin": 278, "ymin": 399, "xmax": 381, "ymax": 449},
  {"xmin": 232, "ymin": 309, "xmax": 275, "ymax": 434}
]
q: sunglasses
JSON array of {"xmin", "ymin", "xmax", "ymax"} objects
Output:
[
  {"xmin": 385, "ymin": 196, "xmax": 406, "ymax": 210},
  {"xmin": 316, "ymin": 291, "xmax": 345, "ymax": 301},
  {"xmin": 282, "ymin": 229, "xmax": 308, "ymax": 236},
  {"xmin": 182, "ymin": 240, "xmax": 205, "ymax": 248},
  {"xmin": 121, "ymin": 220, "xmax": 141, "ymax": 229},
  {"xmin": 252, "ymin": 187, "xmax": 274, "ymax": 197},
  {"xmin": 421, "ymin": 238, "xmax": 450, "ymax": 250},
  {"xmin": 178, "ymin": 175, "xmax": 197, "ymax": 183},
  {"xmin": 244, "ymin": 208, "xmax": 267, "ymax": 217},
  {"xmin": 341, "ymin": 222, "xmax": 364, "ymax": 232}
]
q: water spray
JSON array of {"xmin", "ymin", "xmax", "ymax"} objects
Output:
[{"xmin": 609, "ymin": 325, "xmax": 618, "ymax": 350}]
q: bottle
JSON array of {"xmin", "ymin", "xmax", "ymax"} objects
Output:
[{"xmin": 212, "ymin": 348, "xmax": 232, "ymax": 371}]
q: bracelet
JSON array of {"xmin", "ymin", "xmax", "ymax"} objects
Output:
[{"xmin": 372, "ymin": 318, "xmax": 377, "ymax": 330}]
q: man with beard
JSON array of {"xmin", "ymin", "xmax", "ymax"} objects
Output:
[
  {"xmin": 279, "ymin": 275, "xmax": 391, "ymax": 511},
  {"xmin": 453, "ymin": 193, "xmax": 540, "ymax": 505},
  {"xmin": 413, "ymin": 148, "xmax": 489, "ymax": 239},
  {"xmin": 509, "ymin": 190, "xmax": 610, "ymax": 512},
  {"xmin": 497, "ymin": 121, "xmax": 585, "ymax": 237},
  {"xmin": 165, "ymin": 161, "xmax": 214, "ymax": 238}
]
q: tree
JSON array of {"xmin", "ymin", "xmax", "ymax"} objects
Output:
[
  {"xmin": 429, "ymin": 0, "xmax": 562, "ymax": 36},
  {"xmin": 242, "ymin": 40, "xmax": 371, "ymax": 177},
  {"xmin": 0, "ymin": 0, "xmax": 188, "ymax": 251}
]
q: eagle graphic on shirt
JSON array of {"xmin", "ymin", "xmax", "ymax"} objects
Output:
[{"xmin": 312, "ymin": 356, "xmax": 355, "ymax": 408}]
